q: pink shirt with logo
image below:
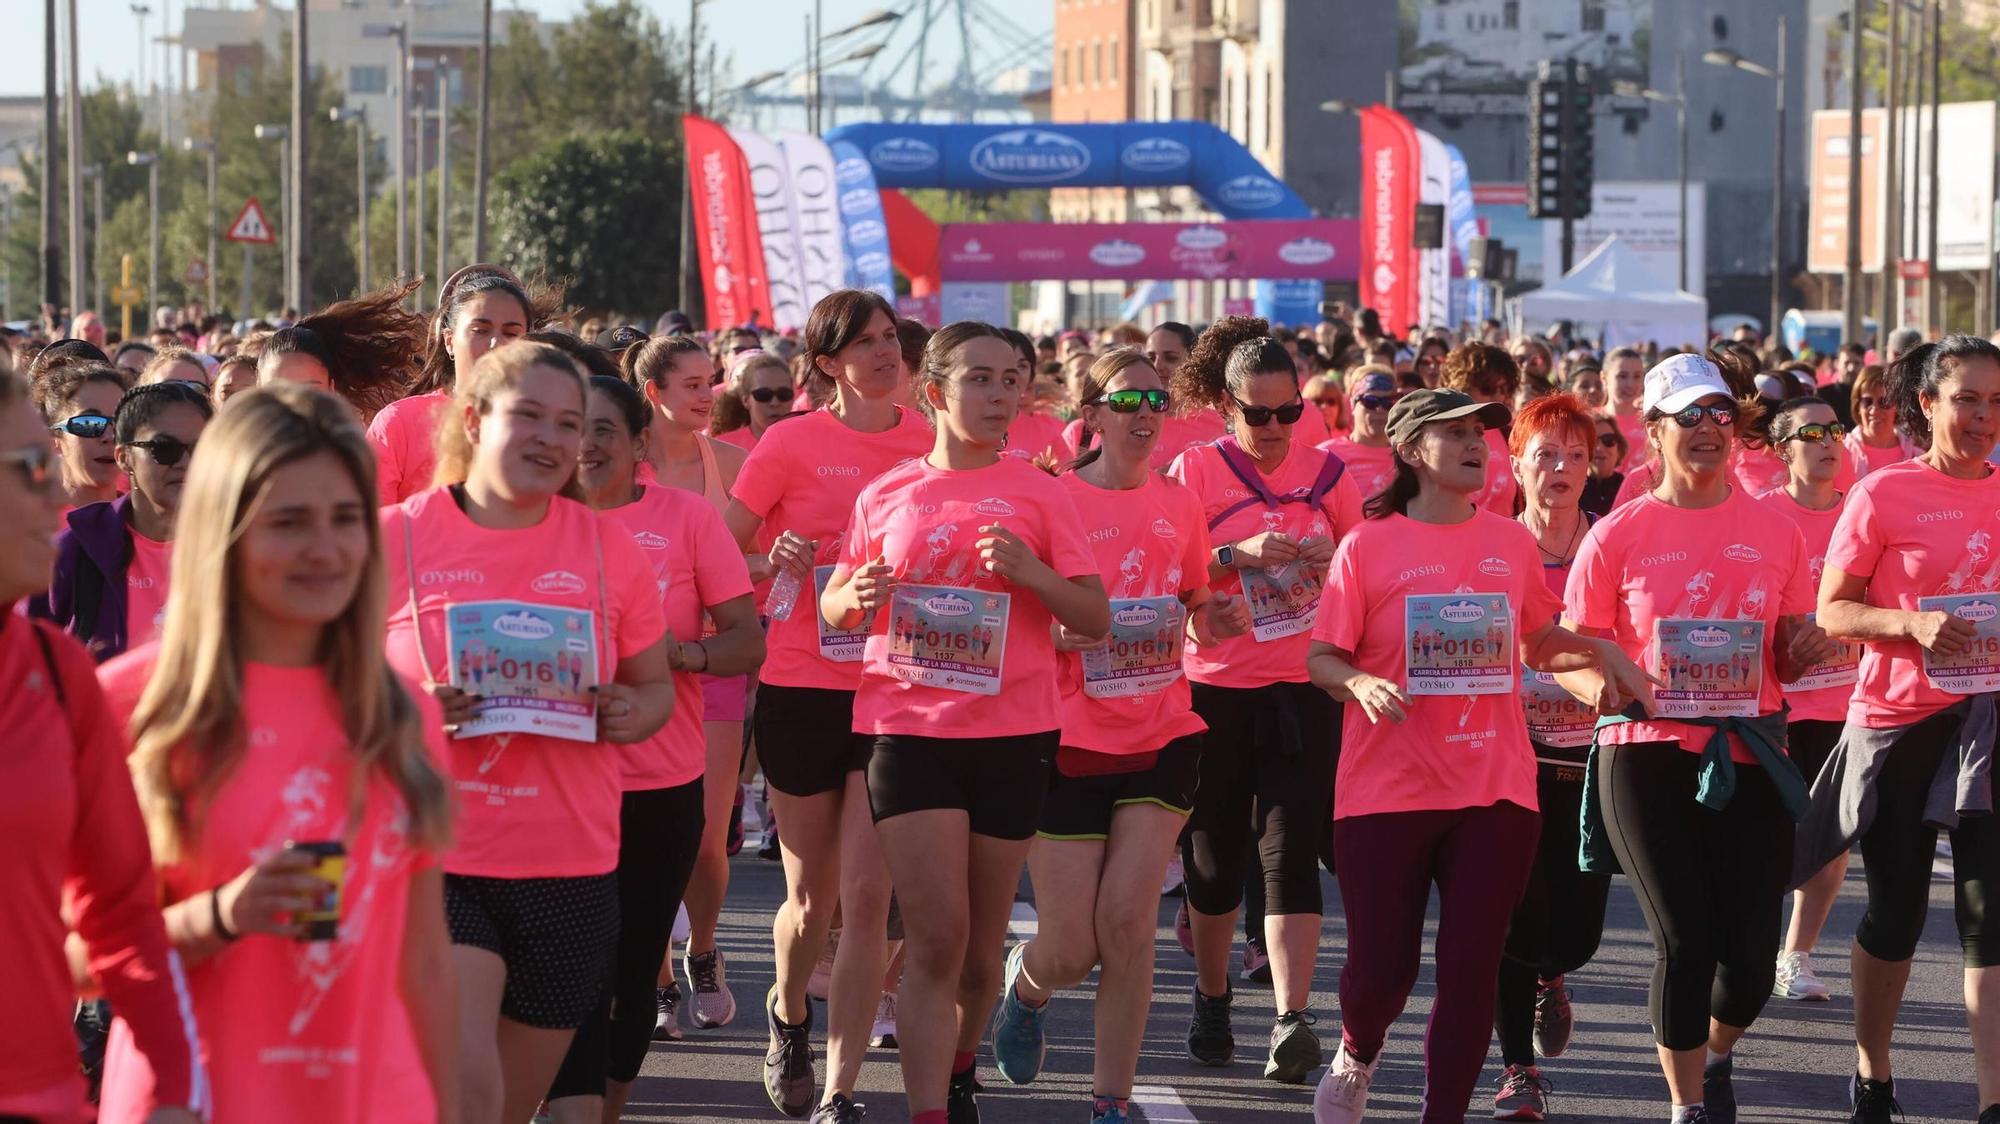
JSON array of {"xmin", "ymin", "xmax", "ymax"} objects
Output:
[
  {"xmin": 1844, "ymin": 430, "xmax": 1920, "ymax": 481},
  {"xmin": 1315, "ymin": 512, "xmax": 1560, "ymax": 818},
  {"xmin": 364, "ymin": 391, "xmax": 451, "ymax": 506},
  {"xmin": 1055, "ymin": 472, "xmax": 1210, "ymax": 755},
  {"xmin": 96, "ymin": 649, "xmax": 442, "ymax": 1124},
  {"xmin": 1169, "ymin": 438, "xmax": 1364, "ymax": 688},
  {"xmin": 1473, "ymin": 428, "xmax": 1519, "ymax": 515},
  {"xmin": 611, "ymin": 485, "xmax": 754, "ymax": 791},
  {"xmin": 1825, "ymin": 459, "xmax": 2000, "ymax": 728},
  {"xmin": 1317, "ymin": 439, "xmax": 1396, "ymax": 502},
  {"xmin": 126, "ymin": 531, "xmax": 170, "ymax": 644},
  {"xmin": 381, "ymin": 488, "xmax": 667, "ymax": 878},
  {"xmin": 1565, "ymin": 486, "xmax": 1813, "ymax": 759},
  {"xmin": 1758, "ymin": 488, "xmax": 1854, "ymax": 724},
  {"xmin": 731, "ymin": 407, "xmax": 933, "ymax": 692},
  {"xmin": 837, "ymin": 455, "xmax": 1098, "ymax": 738}
]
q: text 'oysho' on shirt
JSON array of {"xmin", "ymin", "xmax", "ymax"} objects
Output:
[{"xmin": 126, "ymin": 531, "xmax": 170, "ymax": 646}]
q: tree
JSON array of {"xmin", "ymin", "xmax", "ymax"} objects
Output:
[
  {"xmin": 491, "ymin": 132, "xmax": 680, "ymax": 316},
  {"xmin": 902, "ymin": 189, "xmax": 1047, "ymax": 225}
]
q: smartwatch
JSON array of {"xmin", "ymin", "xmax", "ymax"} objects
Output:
[{"xmin": 1213, "ymin": 543, "xmax": 1236, "ymax": 569}]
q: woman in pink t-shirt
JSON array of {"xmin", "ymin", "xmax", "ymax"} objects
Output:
[
  {"xmin": 1560, "ymin": 353, "xmax": 1833, "ymax": 1124},
  {"xmin": 1306, "ymin": 388, "xmax": 1648, "ymax": 1124},
  {"xmin": 382, "ymin": 341, "xmax": 676, "ymax": 1124},
  {"xmin": 1606, "ymin": 346, "xmax": 1650, "ymax": 473},
  {"xmin": 987, "ymin": 349, "xmax": 1248, "ymax": 1119},
  {"xmin": 1842, "ymin": 362, "xmax": 1923, "ymax": 482},
  {"xmin": 710, "ymin": 349, "xmax": 797, "ymax": 451},
  {"xmin": 1816, "ymin": 336, "xmax": 2000, "ymax": 1122},
  {"xmin": 98, "ymin": 384, "xmax": 455, "ymax": 1124},
  {"xmin": 1440, "ymin": 342, "xmax": 1521, "ymax": 516},
  {"xmin": 1318, "ymin": 369, "xmax": 1399, "ymax": 503},
  {"xmin": 822, "ymin": 321, "xmax": 1108, "ymax": 1124}
]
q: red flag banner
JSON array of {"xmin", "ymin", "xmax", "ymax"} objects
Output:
[
  {"xmin": 1358, "ymin": 106, "xmax": 1420, "ymax": 335},
  {"xmin": 684, "ymin": 114, "xmax": 773, "ymax": 330}
]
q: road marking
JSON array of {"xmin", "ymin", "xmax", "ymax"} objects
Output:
[
  {"xmin": 1009, "ymin": 899, "xmax": 1038, "ymax": 941},
  {"xmin": 1936, "ymin": 840, "xmax": 1954, "ymax": 881},
  {"xmin": 1130, "ymin": 1083, "xmax": 1199, "ymax": 1122}
]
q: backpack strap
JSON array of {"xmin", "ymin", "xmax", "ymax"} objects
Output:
[{"xmin": 1204, "ymin": 436, "xmax": 1346, "ymax": 531}]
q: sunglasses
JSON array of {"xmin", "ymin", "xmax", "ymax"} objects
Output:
[
  {"xmin": 53, "ymin": 412, "xmax": 111, "ymax": 439},
  {"xmin": 1313, "ymin": 395, "xmax": 1344, "ymax": 407},
  {"xmin": 1230, "ymin": 394, "xmax": 1306, "ymax": 428},
  {"xmin": 1855, "ymin": 395, "xmax": 1885, "ymax": 408},
  {"xmin": 1665, "ymin": 403, "xmax": 1738, "ymax": 429},
  {"xmin": 748, "ymin": 386, "xmax": 796, "ymax": 404},
  {"xmin": 1356, "ymin": 395, "xmax": 1396, "ymax": 411},
  {"xmin": 124, "ymin": 436, "xmax": 198, "ymax": 467},
  {"xmin": 1102, "ymin": 388, "xmax": 1171, "ymax": 414},
  {"xmin": 1596, "ymin": 433, "xmax": 1622, "ymax": 448},
  {"xmin": 0, "ymin": 446, "xmax": 57, "ymax": 494},
  {"xmin": 732, "ymin": 343, "xmax": 761, "ymax": 355},
  {"xmin": 1786, "ymin": 422, "xmax": 1848, "ymax": 444}
]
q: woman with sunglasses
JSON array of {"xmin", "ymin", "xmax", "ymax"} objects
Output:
[
  {"xmin": 714, "ymin": 350, "xmax": 798, "ymax": 451},
  {"xmin": 987, "ymin": 349, "xmax": 1247, "ymax": 1124},
  {"xmin": 1583, "ymin": 417, "xmax": 1627, "ymax": 518},
  {"xmin": 1809, "ymin": 335, "xmax": 2000, "ymax": 1124},
  {"xmin": 1165, "ymin": 316, "xmax": 1363, "ymax": 1085},
  {"xmin": 1319, "ymin": 370, "xmax": 1398, "ymax": 502},
  {"xmin": 34, "ymin": 359, "xmax": 130, "ymax": 512},
  {"xmin": 1412, "ymin": 338, "xmax": 1450, "ymax": 389},
  {"xmin": 1560, "ymin": 354, "xmax": 1832, "ymax": 1124},
  {"xmin": 33, "ymin": 381, "xmax": 213, "ymax": 661},
  {"xmin": 0, "ymin": 366, "xmax": 202, "ymax": 1124},
  {"xmin": 1843, "ymin": 363, "xmax": 1922, "ymax": 481}
]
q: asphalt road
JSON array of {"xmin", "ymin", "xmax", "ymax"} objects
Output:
[{"xmin": 622, "ymin": 837, "xmax": 1980, "ymax": 1123}]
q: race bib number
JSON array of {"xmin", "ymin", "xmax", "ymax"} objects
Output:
[
  {"xmin": 1917, "ymin": 593, "xmax": 2000, "ymax": 694},
  {"xmin": 1653, "ymin": 618, "xmax": 1764, "ymax": 718},
  {"xmin": 1403, "ymin": 593, "xmax": 1514, "ymax": 696},
  {"xmin": 1082, "ymin": 596, "xmax": 1186, "ymax": 699},
  {"xmin": 883, "ymin": 583, "xmax": 1010, "ymax": 695},
  {"xmin": 1522, "ymin": 667, "xmax": 1595, "ymax": 749},
  {"xmin": 1782, "ymin": 611, "xmax": 1860, "ymax": 693},
  {"xmin": 814, "ymin": 564, "xmax": 868, "ymax": 664},
  {"xmin": 446, "ymin": 599, "xmax": 600, "ymax": 742},
  {"xmin": 1240, "ymin": 564, "xmax": 1321, "ymax": 643}
]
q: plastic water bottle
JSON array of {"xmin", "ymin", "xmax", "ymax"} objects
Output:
[{"xmin": 764, "ymin": 567, "xmax": 803, "ymax": 622}]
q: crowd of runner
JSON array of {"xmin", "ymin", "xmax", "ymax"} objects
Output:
[{"xmin": 4, "ymin": 277, "xmax": 2000, "ymax": 1124}]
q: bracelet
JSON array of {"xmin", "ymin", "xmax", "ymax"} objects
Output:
[
  {"xmin": 691, "ymin": 640, "xmax": 710, "ymax": 673},
  {"xmin": 210, "ymin": 888, "xmax": 239, "ymax": 942}
]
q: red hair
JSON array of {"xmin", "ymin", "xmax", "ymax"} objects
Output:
[{"xmin": 1507, "ymin": 392, "xmax": 1596, "ymax": 459}]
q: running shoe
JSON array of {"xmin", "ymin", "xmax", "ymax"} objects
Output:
[
  {"xmin": 1091, "ymin": 1096, "xmax": 1131, "ymax": 1123},
  {"xmin": 1312, "ymin": 1042, "xmax": 1378, "ymax": 1124},
  {"xmin": 990, "ymin": 943, "xmax": 1049, "ymax": 1085},
  {"xmin": 1773, "ymin": 950, "xmax": 1832, "ymax": 1001},
  {"xmin": 1532, "ymin": 976, "xmax": 1574, "ymax": 1058},
  {"xmin": 686, "ymin": 948, "xmax": 738, "ymax": 1028},
  {"xmin": 653, "ymin": 982, "xmax": 685, "ymax": 1041},
  {"xmin": 1671, "ymin": 1110, "xmax": 1712, "ymax": 1123},
  {"xmin": 807, "ymin": 926, "xmax": 840, "ymax": 1001},
  {"xmin": 1186, "ymin": 983, "xmax": 1235, "ymax": 1066},
  {"xmin": 1979, "ymin": 1104, "xmax": 2000, "ymax": 1124},
  {"xmin": 761, "ymin": 822, "xmax": 783, "ymax": 861},
  {"xmin": 1161, "ymin": 854, "xmax": 1185, "ymax": 897},
  {"xmin": 1702, "ymin": 1053, "xmax": 1736, "ymax": 1124},
  {"xmin": 1847, "ymin": 1074, "xmax": 1901, "ymax": 1124},
  {"xmin": 764, "ymin": 984, "xmax": 817, "ymax": 1118},
  {"xmin": 1493, "ymin": 1064, "xmax": 1551, "ymax": 1121},
  {"xmin": 1174, "ymin": 901, "xmax": 1195, "ymax": 957},
  {"xmin": 1240, "ymin": 938, "xmax": 1273, "ymax": 985},
  {"xmin": 869, "ymin": 990, "xmax": 898, "ymax": 1049},
  {"xmin": 947, "ymin": 1068, "xmax": 982, "ymax": 1124},
  {"xmin": 727, "ymin": 784, "xmax": 745, "ymax": 856},
  {"xmin": 808, "ymin": 1093, "xmax": 866, "ymax": 1123},
  {"xmin": 1264, "ymin": 1009, "xmax": 1321, "ymax": 1084}
]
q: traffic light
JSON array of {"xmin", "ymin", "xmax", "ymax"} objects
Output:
[
  {"xmin": 1564, "ymin": 59, "xmax": 1595, "ymax": 219},
  {"xmin": 1527, "ymin": 69, "xmax": 1563, "ymax": 218},
  {"xmin": 1524, "ymin": 59, "xmax": 1595, "ymax": 220}
]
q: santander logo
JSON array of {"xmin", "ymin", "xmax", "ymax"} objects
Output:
[{"xmin": 531, "ymin": 571, "xmax": 588, "ymax": 596}]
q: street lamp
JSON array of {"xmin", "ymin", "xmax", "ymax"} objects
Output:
[
  {"xmin": 255, "ymin": 123, "xmax": 292, "ymax": 311},
  {"xmin": 80, "ymin": 164, "xmax": 103, "ymax": 316},
  {"xmin": 130, "ymin": 3, "xmax": 150, "ymax": 93},
  {"xmin": 1704, "ymin": 13, "xmax": 1787, "ymax": 339},
  {"xmin": 330, "ymin": 107, "xmax": 371, "ymax": 291},
  {"xmin": 1614, "ymin": 60, "xmax": 1691, "ymax": 291},
  {"xmin": 127, "ymin": 151, "xmax": 159, "ymax": 329},
  {"xmin": 362, "ymin": 21, "xmax": 410, "ymax": 285},
  {"xmin": 183, "ymin": 137, "xmax": 217, "ymax": 311}
]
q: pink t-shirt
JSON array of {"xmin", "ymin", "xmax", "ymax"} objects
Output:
[
  {"xmin": 1844, "ymin": 430, "xmax": 1919, "ymax": 481},
  {"xmin": 611, "ymin": 485, "xmax": 754, "ymax": 791},
  {"xmin": 1825, "ymin": 459, "xmax": 2000, "ymax": 728},
  {"xmin": 381, "ymin": 488, "xmax": 667, "ymax": 878},
  {"xmin": 364, "ymin": 391, "xmax": 450, "ymax": 507},
  {"xmin": 1731, "ymin": 446, "xmax": 1792, "ymax": 498},
  {"xmin": 1169, "ymin": 439, "xmax": 1364, "ymax": 688},
  {"xmin": 730, "ymin": 407, "xmax": 934, "ymax": 692},
  {"xmin": 1612, "ymin": 459, "xmax": 1658, "ymax": 509},
  {"xmin": 96, "ymin": 650, "xmax": 441, "ymax": 1124},
  {"xmin": 837, "ymin": 455, "xmax": 1098, "ymax": 738},
  {"xmin": 1055, "ymin": 472, "xmax": 1210, "ymax": 755},
  {"xmin": 125, "ymin": 532, "xmax": 170, "ymax": 644},
  {"xmin": 716, "ymin": 427, "xmax": 757, "ymax": 452},
  {"xmin": 1061, "ymin": 417, "xmax": 1086, "ymax": 460},
  {"xmin": 1565, "ymin": 487, "xmax": 1813, "ymax": 759},
  {"xmin": 1758, "ymin": 487, "xmax": 1855, "ymax": 724},
  {"xmin": 1472, "ymin": 427, "xmax": 1519, "ymax": 515},
  {"xmin": 1007, "ymin": 412, "xmax": 1068, "ymax": 462},
  {"xmin": 1318, "ymin": 439, "xmax": 1396, "ymax": 502},
  {"xmin": 1315, "ymin": 512, "xmax": 1561, "ymax": 818},
  {"xmin": 1153, "ymin": 409, "xmax": 1229, "ymax": 471},
  {"xmin": 1613, "ymin": 411, "xmax": 1649, "ymax": 472}
]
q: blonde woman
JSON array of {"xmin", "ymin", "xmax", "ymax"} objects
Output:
[
  {"xmin": 713, "ymin": 349, "xmax": 798, "ymax": 451},
  {"xmin": 94, "ymin": 383, "xmax": 456, "ymax": 1123}
]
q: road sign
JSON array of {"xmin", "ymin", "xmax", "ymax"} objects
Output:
[
  {"xmin": 1898, "ymin": 258, "xmax": 1930, "ymax": 280},
  {"xmin": 110, "ymin": 283, "xmax": 145, "ymax": 306},
  {"xmin": 185, "ymin": 259, "xmax": 209, "ymax": 285},
  {"xmin": 226, "ymin": 198, "xmax": 277, "ymax": 245}
]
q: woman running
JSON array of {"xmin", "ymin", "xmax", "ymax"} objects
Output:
[
  {"xmin": 136, "ymin": 346, "xmax": 211, "ymax": 390},
  {"xmin": 1606, "ymin": 347, "xmax": 1649, "ymax": 472},
  {"xmin": 1318, "ymin": 369, "xmax": 1399, "ymax": 502},
  {"xmin": 822, "ymin": 320, "xmax": 1107, "ymax": 1124},
  {"xmin": 987, "ymin": 348, "xmax": 1248, "ymax": 1124},
  {"xmin": 725, "ymin": 289, "xmax": 934, "ymax": 1121},
  {"xmin": 1439, "ymin": 343, "xmax": 1521, "ymax": 515},
  {"xmin": 999, "ymin": 327, "xmax": 1067, "ymax": 463},
  {"xmin": 713, "ymin": 350, "xmax": 798, "ymax": 451},
  {"xmin": 1307, "ymin": 389, "xmax": 1650, "ymax": 1124},
  {"xmin": 1582, "ymin": 417, "xmax": 1626, "ymax": 518},
  {"xmin": 95, "ymin": 383, "xmax": 456, "ymax": 1123},
  {"xmin": 1148, "ymin": 322, "xmax": 1227, "ymax": 470},
  {"xmin": 1808, "ymin": 335, "xmax": 2000, "ymax": 1124},
  {"xmin": 1561, "ymin": 353, "xmax": 1832, "ymax": 1124},
  {"xmin": 382, "ymin": 341, "xmax": 677, "ymax": 1124},
  {"xmin": 254, "ymin": 281, "xmax": 427, "ymax": 416},
  {"xmin": 0, "ymin": 365, "xmax": 202, "ymax": 1124},
  {"xmin": 1166, "ymin": 316, "xmax": 1362, "ymax": 1084},
  {"xmin": 544, "ymin": 375, "xmax": 763, "ymax": 1123},
  {"xmin": 1842, "ymin": 364, "xmax": 1921, "ymax": 482},
  {"xmin": 33, "ymin": 358, "xmax": 129, "ymax": 511}
]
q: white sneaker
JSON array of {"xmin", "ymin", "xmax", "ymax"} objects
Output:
[
  {"xmin": 869, "ymin": 989, "xmax": 898, "ymax": 1048},
  {"xmin": 1161, "ymin": 854, "xmax": 1186, "ymax": 896},
  {"xmin": 740, "ymin": 782, "xmax": 762, "ymax": 833},
  {"xmin": 1772, "ymin": 950, "xmax": 1831, "ymax": 1001},
  {"xmin": 1313, "ymin": 1042, "xmax": 1377, "ymax": 1124},
  {"xmin": 807, "ymin": 926, "xmax": 840, "ymax": 1001}
]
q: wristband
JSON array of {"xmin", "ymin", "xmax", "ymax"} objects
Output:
[
  {"xmin": 211, "ymin": 888, "xmax": 240, "ymax": 942},
  {"xmin": 692, "ymin": 640, "xmax": 710, "ymax": 673}
]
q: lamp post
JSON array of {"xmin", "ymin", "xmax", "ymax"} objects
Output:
[
  {"xmin": 331, "ymin": 107, "xmax": 370, "ymax": 291},
  {"xmin": 255, "ymin": 123, "xmax": 291, "ymax": 311},
  {"xmin": 1614, "ymin": 64, "xmax": 1692, "ymax": 292},
  {"xmin": 127, "ymin": 151, "xmax": 160, "ymax": 328},
  {"xmin": 1704, "ymin": 13, "xmax": 1787, "ymax": 341},
  {"xmin": 81, "ymin": 164, "xmax": 103, "ymax": 316},
  {"xmin": 183, "ymin": 138, "xmax": 218, "ymax": 311},
  {"xmin": 473, "ymin": 0, "xmax": 492, "ymax": 261},
  {"xmin": 363, "ymin": 21, "xmax": 409, "ymax": 285},
  {"xmin": 435, "ymin": 58, "xmax": 450, "ymax": 289},
  {"xmin": 681, "ymin": 0, "xmax": 704, "ymax": 321}
]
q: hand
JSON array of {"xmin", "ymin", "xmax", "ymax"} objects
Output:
[
  {"xmin": 1294, "ymin": 535, "xmax": 1336, "ymax": 567},
  {"xmin": 1911, "ymin": 609, "xmax": 1978, "ymax": 657},
  {"xmin": 745, "ymin": 554, "xmax": 778, "ymax": 585},
  {"xmin": 847, "ymin": 558, "xmax": 897, "ymax": 615},
  {"xmin": 216, "ymin": 849, "xmax": 328, "ymax": 939},
  {"xmin": 1052, "ymin": 622, "xmax": 1105, "ymax": 652},
  {"xmin": 767, "ymin": 530, "xmax": 817, "ymax": 582},
  {"xmin": 594, "ymin": 682, "xmax": 648, "ymax": 743},
  {"xmin": 1347, "ymin": 674, "xmax": 1410, "ymax": 724},
  {"xmin": 427, "ymin": 682, "xmax": 481, "ymax": 734},
  {"xmin": 1231, "ymin": 531, "xmax": 1298, "ymax": 570},
  {"xmin": 1786, "ymin": 619, "xmax": 1840, "ymax": 670},
  {"xmin": 976, "ymin": 523, "xmax": 1052, "ymax": 586},
  {"xmin": 1593, "ymin": 642, "xmax": 1662, "ymax": 716},
  {"xmin": 1205, "ymin": 591, "xmax": 1252, "ymax": 639}
]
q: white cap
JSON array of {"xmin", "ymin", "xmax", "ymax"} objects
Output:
[{"xmin": 1642, "ymin": 353, "xmax": 1733, "ymax": 415}]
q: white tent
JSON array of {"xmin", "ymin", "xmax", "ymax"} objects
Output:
[{"xmin": 1513, "ymin": 235, "xmax": 1708, "ymax": 349}]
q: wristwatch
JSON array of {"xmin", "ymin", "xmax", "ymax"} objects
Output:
[{"xmin": 1213, "ymin": 543, "xmax": 1236, "ymax": 569}]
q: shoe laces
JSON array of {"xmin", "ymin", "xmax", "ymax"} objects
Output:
[
  {"xmin": 1191, "ymin": 990, "xmax": 1231, "ymax": 1035},
  {"xmin": 948, "ymin": 1071, "xmax": 983, "ymax": 1101},
  {"xmin": 690, "ymin": 951, "xmax": 723, "ymax": 993},
  {"xmin": 1278, "ymin": 1009, "xmax": 1318, "ymax": 1029},
  {"xmin": 1501, "ymin": 1066, "xmax": 1553, "ymax": 1098},
  {"xmin": 1851, "ymin": 1077, "xmax": 1902, "ymax": 1120}
]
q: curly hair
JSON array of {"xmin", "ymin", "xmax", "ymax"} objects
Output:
[
  {"xmin": 1171, "ymin": 315, "xmax": 1295, "ymax": 411},
  {"xmin": 33, "ymin": 360, "xmax": 132, "ymax": 424},
  {"xmin": 1440, "ymin": 343, "xmax": 1519, "ymax": 400}
]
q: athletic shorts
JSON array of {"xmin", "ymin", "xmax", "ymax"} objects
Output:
[
  {"xmin": 1038, "ymin": 735, "xmax": 1203, "ymax": 841},
  {"xmin": 867, "ymin": 731, "xmax": 1058, "ymax": 841},
  {"xmin": 753, "ymin": 683, "xmax": 873, "ymax": 797},
  {"xmin": 701, "ymin": 673, "xmax": 749, "ymax": 723},
  {"xmin": 444, "ymin": 872, "xmax": 618, "ymax": 1029}
]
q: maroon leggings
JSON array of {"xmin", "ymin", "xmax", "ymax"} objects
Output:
[{"xmin": 1334, "ymin": 801, "xmax": 1540, "ymax": 1124}]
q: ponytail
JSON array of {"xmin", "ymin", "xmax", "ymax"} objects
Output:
[
  {"xmin": 1363, "ymin": 451, "xmax": 1420, "ymax": 520},
  {"xmin": 1886, "ymin": 333, "xmax": 2000, "ymax": 446},
  {"xmin": 1172, "ymin": 315, "xmax": 1294, "ymax": 412}
]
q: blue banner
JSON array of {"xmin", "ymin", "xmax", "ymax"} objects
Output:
[{"xmin": 830, "ymin": 139, "xmax": 896, "ymax": 302}]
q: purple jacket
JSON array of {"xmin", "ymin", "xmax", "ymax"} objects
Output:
[{"xmin": 27, "ymin": 496, "xmax": 134, "ymax": 662}]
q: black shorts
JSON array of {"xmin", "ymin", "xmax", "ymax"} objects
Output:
[
  {"xmin": 445, "ymin": 872, "xmax": 618, "ymax": 1029},
  {"xmin": 867, "ymin": 731, "xmax": 1058, "ymax": 841},
  {"xmin": 1788, "ymin": 718, "xmax": 1845, "ymax": 788},
  {"xmin": 1038, "ymin": 735, "xmax": 1203, "ymax": 841},
  {"xmin": 754, "ymin": 683, "xmax": 874, "ymax": 798}
]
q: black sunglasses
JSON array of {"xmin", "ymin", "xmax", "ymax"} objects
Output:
[
  {"xmin": 1596, "ymin": 433, "xmax": 1622, "ymax": 448},
  {"xmin": 748, "ymin": 386, "xmax": 796, "ymax": 404},
  {"xmin": 124, "ymin": 437, "xmax": 199, "ymax": 467},
  {"xmin": 1102, "ymin": 388, "xmax": 1170, "ymax": 414},
  {"xmin": 1, "ymin": 446, "xmax": 57, "ymax": 494},
  {"xmin": 1230, "ymin": 394, "xmax": 1306, "ymax": 428},
  {"xmin": 1786, "ymin": 422, "xmax": 1847, "ymax": 444},
  {"xmin": 1356, "ymin": 395, "xmax": 1396, "ymax": 411},
  {"xmin": 53, "ymin": 412, "xmax": 111, "ymax": 439}
]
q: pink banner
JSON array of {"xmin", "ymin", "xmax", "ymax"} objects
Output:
[
  {"xmin": 684, "ymin": 114, "xmax": 773, "ymax": 330},
  {"xmin": 1359, "ymin": 105, "xmax": 1420, "ymax": 335},
  {"xmin": 935, "ymin": 220, "xmax": 1359, "ymax": 283}
]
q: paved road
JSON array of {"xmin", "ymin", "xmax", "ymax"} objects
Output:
[{"xmin": 623, "ymin": 840, "xmax": 1979, "ymax": 1123}]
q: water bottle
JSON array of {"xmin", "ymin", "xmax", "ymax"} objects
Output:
[{"xmin": 764, "ymin": 567, "xmax": 803, "ymax": 622}]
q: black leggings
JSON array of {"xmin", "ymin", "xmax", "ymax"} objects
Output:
[
  {"xmin": 1854, "ymin": 709, "xmax": 2000, "ymax": 967},
  {"xmin": 549, "ymin": 780, "xmax": 706, "ymax": 1097},
  {"xmin": 1597, "ymin": 741, "xmax": 1791, "ymax": 1051},
  {"xmin": 1495, "ymin": 760, "xmax": 1611, "ymax": 1067},
  {"xmin": 1182, "ymin": 681, "xmax": 1339, "ymax": 918}
]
